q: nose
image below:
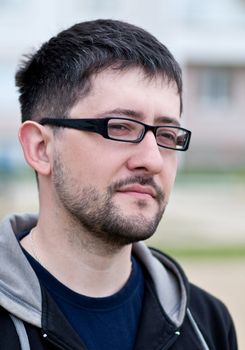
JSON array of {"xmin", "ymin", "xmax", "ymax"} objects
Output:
[{"xmin": 126, "ymin": 131, "xmax": 165, "ymax": 175}]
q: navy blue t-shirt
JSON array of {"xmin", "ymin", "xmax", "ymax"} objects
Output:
[{"xmin": 22, "ymin": 240, "xmax": 144, "ymax": 350}]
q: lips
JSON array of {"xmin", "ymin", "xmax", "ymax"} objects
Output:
[{"xmin": 117, "ymin": 184, "xmax": 156, "ymax": 198}]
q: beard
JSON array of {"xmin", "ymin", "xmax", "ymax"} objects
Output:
[{"xmin": 53, "ymin": 154, "xmax": 166, "ymax": 248}]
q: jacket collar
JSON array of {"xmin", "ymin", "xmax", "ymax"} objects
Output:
[
  {"xmin": 133, "ymin": 243, "xmax": 188, "ymax": 327},
  {"xmin": 0, "ymin": 214, "xmax": 189, "ymax": 335}
]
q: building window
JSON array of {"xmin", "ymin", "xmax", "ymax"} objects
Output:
[{"xmin": 198, "ymin": 67, "xmax": 232, "ymax": 109}]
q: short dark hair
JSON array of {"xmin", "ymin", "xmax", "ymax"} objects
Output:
[{"xmin": 16, "ymin": 19, "xmax": 183, "ymax": 122}]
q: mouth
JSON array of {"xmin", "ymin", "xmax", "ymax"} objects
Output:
[{"xmin": 117, "ymin": 184, "xmax": 157, "ymax": 199}]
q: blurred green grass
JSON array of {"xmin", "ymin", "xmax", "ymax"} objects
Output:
[{"xmin": 151, "ymin": 244, "xmax": 245, "ymax": 260}]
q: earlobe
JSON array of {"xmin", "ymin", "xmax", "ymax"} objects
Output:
[{"xmin": 19, "ymin": 121, "xmax": 52, "ymax": 176}]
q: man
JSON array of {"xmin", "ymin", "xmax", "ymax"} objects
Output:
[{"xmin": 0, "ymin": 19, "xmax": 237, "ymax": 349}]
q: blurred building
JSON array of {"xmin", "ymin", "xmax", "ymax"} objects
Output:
[
  {"xmin": 177, "ymin": 1, "xmax": 245, "ymax": 170},
  {"xmin": 0, "ymin": 0, "xmax": 245, "ymax": 172}
]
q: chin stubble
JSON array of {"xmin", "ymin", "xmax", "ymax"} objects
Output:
[{"xmin": 53, "ymin": 156, "xmax": 166, "ymax": 247}]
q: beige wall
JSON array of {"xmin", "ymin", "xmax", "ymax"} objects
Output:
[{"xmin": 183, "ymin": 65, "xmax": 245, "ymax": 170}]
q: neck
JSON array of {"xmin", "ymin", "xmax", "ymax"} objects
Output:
[{"xmin": 21, "ymin": 215, "xmax": 133, "ymax": 297}]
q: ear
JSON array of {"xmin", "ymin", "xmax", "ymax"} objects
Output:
[{"xmin": 19, "ymin": 121, "xmax": 52, "ymax": 176}]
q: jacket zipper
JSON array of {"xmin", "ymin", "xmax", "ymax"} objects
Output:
[
  {"xmin": 42, "ymin": 331, "xmax": 81, "ymax": 350},
  {"xmin": 159, "ymin": 330, "xmax": 181, "ymax": 350}
]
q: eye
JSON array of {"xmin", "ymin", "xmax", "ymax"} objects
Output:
[
  {"xmin": 157, "ymin": 129, "xmax": 178, "ymax": 146},
  {"xmin": 108, "ymin": 121, "xmax": 132, "ymax": 135},
  {"xmin": 107, "ymin": 119, "xmax": 141, "ymax": 140},
  {"xmin": 109, "ymin": 123, "xmax": 130, "ymax": 132}
]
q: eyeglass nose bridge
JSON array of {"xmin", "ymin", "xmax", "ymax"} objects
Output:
[{"xmin": 138, "ymin": 124, "xmax": 159, "ymax": 143}]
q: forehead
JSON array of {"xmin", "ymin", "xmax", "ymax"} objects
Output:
[{"xmin": 70, "ymin": 68, "xmax": 181, "ymax": 120}]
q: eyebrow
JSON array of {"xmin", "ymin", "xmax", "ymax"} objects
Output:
[{"xmin": 96, "ymin": 108, "xmax": 181, "ymax": 127}]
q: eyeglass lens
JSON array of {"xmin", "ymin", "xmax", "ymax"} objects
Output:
[{"xmin": 107, "ymin": 118, "xmax": 187, "ymax": 149}]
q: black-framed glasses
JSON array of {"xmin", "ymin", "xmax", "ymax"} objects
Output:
[{"xmin": 40, "ymin": 117, "xmax": 191, "ymax": 151}]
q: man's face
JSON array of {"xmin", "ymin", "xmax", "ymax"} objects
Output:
[{"xmin": 51, "ymin": 68, "xmax": 181, "ymax": 247}]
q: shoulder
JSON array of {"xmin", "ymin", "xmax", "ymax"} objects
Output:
[
  {"xmin": 189, "ymin": 282, "xmax": 232, "ymax": 323},
  {"xmin": 188, "ymin": 283, "xmax": 238, "ymax": 349}
]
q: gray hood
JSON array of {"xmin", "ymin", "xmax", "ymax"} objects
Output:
[
  {"xmin": 0, "ymin": 213, "xmax": 42, "ymax": 327},
  {"xmin": 0, "ymin": 213, "xmax": 187, "ymax": 329}
]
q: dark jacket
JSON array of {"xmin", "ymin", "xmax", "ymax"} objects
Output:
[{"xmin": 0, "ymin": 214, "xmax": 238, "ymax": 350}]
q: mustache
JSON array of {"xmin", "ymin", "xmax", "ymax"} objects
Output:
[{"xmin": 109, "ymin": 176, "xmax": 165, "ymax": 204}]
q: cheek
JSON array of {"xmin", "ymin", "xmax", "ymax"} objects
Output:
[
  {"xmin": 62, "ymin": 139, "xmax": 122, "ymax": 185},
  {"xmin": 160, "ymin": 154, "xmax": 178, "ymax": 193}
]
